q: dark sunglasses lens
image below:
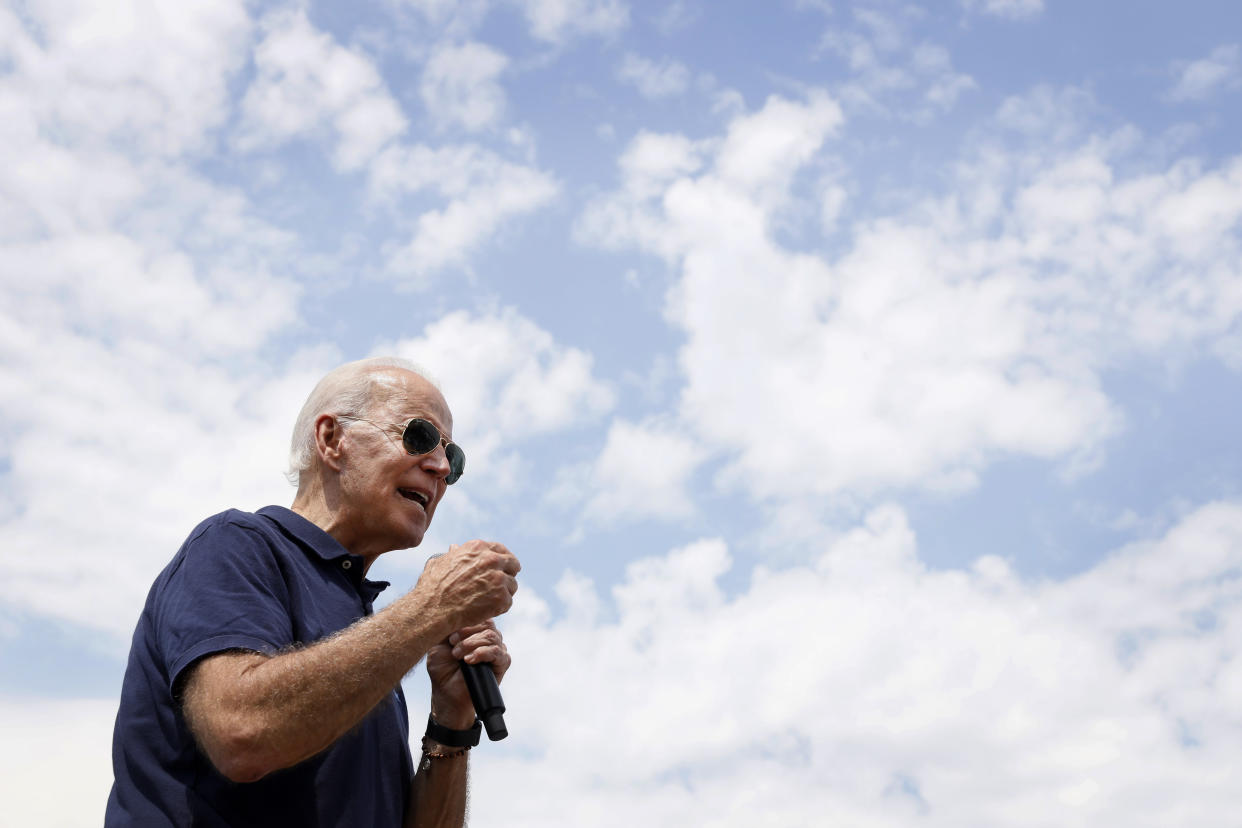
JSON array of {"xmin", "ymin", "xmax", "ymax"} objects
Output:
[
  {"xmin": 402, "ymin": 419, "xmax": 440, "ymax": 454},
  {"xmin": 403, "ymin": 419, "xmax": 466, "ymax": 484},
  {"xmin": 445, "ymin": 443, "xmax": 465, "ymax": 485}
]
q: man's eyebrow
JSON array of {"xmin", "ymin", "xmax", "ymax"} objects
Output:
[{"xmin": 394, "ymin": 414, "xmax": 454, "ymax": 439}]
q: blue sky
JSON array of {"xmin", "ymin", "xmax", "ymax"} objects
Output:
[{"xmin": 2, "ymin": 0, "xmax": 1241, "ymax": 823}]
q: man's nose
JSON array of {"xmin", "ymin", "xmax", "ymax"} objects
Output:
[{"xmin": 421, "ymin": 443, "xmax": 452, "ymax": 479}]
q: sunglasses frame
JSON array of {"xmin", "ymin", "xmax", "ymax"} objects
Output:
[{"xmin": 335, "ymin": 414, "xmax": 465, "ymax": 485}]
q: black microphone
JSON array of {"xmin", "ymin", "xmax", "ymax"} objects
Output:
[{"xmin": 460, "ymin": 660, "xmax": 507, "ymax": 740}]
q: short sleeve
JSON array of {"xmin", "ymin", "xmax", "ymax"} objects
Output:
[{"xmin": 154, "ymin": 518, "xmax": 295, "ymax": 692}]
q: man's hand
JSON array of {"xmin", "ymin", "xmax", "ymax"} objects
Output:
[
  {"xmin": 414, "ymin": 540, "xmax": 521, "ymax": 640},
  {"xmin": 426, "ymin": 621, "xmax": 510, "ymax": 729}
]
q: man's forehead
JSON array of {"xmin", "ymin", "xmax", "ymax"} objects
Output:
[{"xmin": 371, "ymin": 369, "xmax": 452, "ymax": 428}]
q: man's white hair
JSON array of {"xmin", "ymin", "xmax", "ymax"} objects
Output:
[{"xmin": 285, "ymin": 356, "xmax": 436, "ymax": 486}]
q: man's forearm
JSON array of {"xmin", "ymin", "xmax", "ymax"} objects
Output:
[
  {"xmin": 183, "ymin": 589, "xmax": 452, "ymax": 782},
  {"xmin": 406, "ymin": 741, "xmax": 469, "ymax": 828}
]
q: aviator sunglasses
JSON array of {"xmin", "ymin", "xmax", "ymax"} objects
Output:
[{"xmin": 336, "ymin": 415, "xmax": 466, "ymax": 485}]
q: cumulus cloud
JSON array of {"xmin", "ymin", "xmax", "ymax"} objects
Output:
[
  {"xmin": 396, "ymin": 0, "xmax": 625, "ymax": 44},
  {"xmin": 369, "ymin": 143, "xmax": 559, "ymax": 279},
  {"xmin": 820, "ymin": 11, "xmax": 912, "ymax": 97},
  {"xmin": 233, "ymin": 16, "xmax": 553, "ymax": 282},
  {"xmin": 578, "ymin": 89, "xmax": 1242, "ymax": 504},
  {"xmin": 385, "ymin": 308, "xmax": 614, "ymax": 438},
  {"xmin": 995, "ymin": 84, "xmax": 1098, "ymax": 140},
  {"xmin": 574, "ymin": 130, "xmax": 705, "ymax": 257},
  {"xmin": 420, "ymin": 41, "xmax": 510, "ymax": 131},
  {"xmin": 0, "ymin": 0, "xmax": 316, "ymax": 642},
  {"xmin": 616, "ymin": 52, "xmax": 691, "ymax": 99},
  {"xmin": 234, "ymin": 8, "xmax": 407, "ymax": 170},
  {"xmin": 0, "ymin": 0, "xmax": 250, "ymax": 159},
  {"xmin": 817, "ymin": 6, "xmax": 976, "ymax": 118},
  {"xmin": 1167, "ymin": 44, "xmax": 1242, "ymax": 103},
  {"xmin": 577, "ymin": 418, "xmax": 704, "ymax": 525},
  {"xmin": 509, "ymin": 0, "xmax": 629, "ymax": 43},
  {"xmin": 462, "ymin": 499, "xmax": 1242, "ymax": 826},
  {"xmin": 914, "ymin": 43, "xmax": 977, "ymax": 110},
  {"xmin": 0, "ymin": 310, "xmax": 323, "ymax": 639}
]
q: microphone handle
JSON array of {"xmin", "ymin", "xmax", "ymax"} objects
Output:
[{"xmin": 460, "ymin": 660, "xmax": 507, "ymax": 741}]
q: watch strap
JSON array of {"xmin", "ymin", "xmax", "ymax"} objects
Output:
[{"xmin": 425, "ymin": 714, "xmax": 482, "ymax": 748}]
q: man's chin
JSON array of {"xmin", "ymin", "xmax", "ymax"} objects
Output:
[{"xmin": 399, "ymin": 524, "xmax": 427, "ymax": 550}]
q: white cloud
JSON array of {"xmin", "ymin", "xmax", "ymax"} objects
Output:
[
  {"xmin": 0, "ymin": 0, "xmax": 315, "ymax": 642},
  {"xmin": 995, "ymin": 84, "xmax": 1097, "ymax": 140},
  {"xmin": 818, "ymin": 8, "xmax": 976, "ymax": 119},
  {"xmin": 914, "ymin": 43, "xmax": 977, "ymax": 110},
  {"xmin": 713, "ymin": 91, "xmax": 842, "ymax": 199},
  {"xmin": 369, "ymin": 143, "xmax": 559, "ymax": 279},
  {"xmin": 578, "ymin": 90, "xmax": 1242, "ymax": 503},
  {"xmin": 0, "ymin": 0, "xmax": 250, "ymax": 159},
  {"xmin": 509, "ymin": 0, "xmax": 629, "ymax": 43},
  {"xmin": 575, "ymin": 130, "xmax": 705, "ymax": 257},
  {"xmin": 234, "ymin": 9, "xmax": 407, "ymax": 170},
  {"xmin": 820, "ymin": 21, "xmax": 912, "ymax": 98},
  {"xmin": 961, "ymin": 0, "xmax": 1044, "ymax": 19},
  {"xmin": 386, "ymin": 308, "xmax": 614, "ymax": 438},
  {"xmin": 616, "ymin": 52, "xmax": 691, "ymax": 99},
  {"xmin": 1167, "ymin": 44, "xmax": 1242, "ymax": 103},
  {"xmin": 420, "ymin": 41, "xmax": 510, "ymax": 131},
  {"xmin": 0, "ymin": 325, "xmax": 325, "ymax": 639},
  {"xmin": 396, "ymin": 0, "xmax": 626, "ymax": 43},
  {"xmin": 466, "ymin": 500, "xmax": 1242, "ymax": 826},
  {"xmin": 618, "ymin": 131, "xmax": 704, "ymax": 191},
  {"xmin": 580, "ymin": 418, "xmax": 704, "ymax": 524}
]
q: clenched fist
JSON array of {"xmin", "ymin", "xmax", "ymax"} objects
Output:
[{"xmin": 415, "ymin": 540, "xmax": 521, "ymax": 641}]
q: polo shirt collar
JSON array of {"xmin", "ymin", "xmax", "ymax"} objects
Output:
[{"xmin": 257, "ymin": 505, "xmax": 391, "ymax": 602}]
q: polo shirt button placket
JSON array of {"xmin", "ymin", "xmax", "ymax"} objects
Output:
[{"xmin": 341, "ymin": 559, "xmax": 352, "ymax": 570}]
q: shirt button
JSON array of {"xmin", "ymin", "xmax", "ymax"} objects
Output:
[{"xmin": 341, "ymin": 560, "xmax": 352, "ymax": 570}]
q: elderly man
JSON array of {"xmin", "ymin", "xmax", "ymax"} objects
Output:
[{"xmin": 105, "ymin": 357, "xmax": 520, "ymax": 827}]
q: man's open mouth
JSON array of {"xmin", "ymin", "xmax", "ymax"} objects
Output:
[{"xmin": 398, "ymin": 488, "xmax": 428, "ymax": 506}]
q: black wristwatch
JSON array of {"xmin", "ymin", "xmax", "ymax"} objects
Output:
[{"xmin": 424, "ymin": 714, "xmax": 482, "ymax": 748}]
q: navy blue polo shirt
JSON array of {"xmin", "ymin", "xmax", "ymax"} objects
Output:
[{"xmin": 105, "ymin": 506, "xmax": 414, "ymax": 827}]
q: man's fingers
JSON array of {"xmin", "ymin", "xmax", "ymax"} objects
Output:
[
  {"xmin": 452, "ymin": 626, "xmax": 502, "ymax": 649},
  {"xmin": 460, "ymin": 643, "xmax": 507, "ymax": 665},
  {"xmin": 449, "ymin": 626, "xmax": 507, "ymax": 665},
  {"xmin": 447, "ymin": 621, "xmax": 497, "ymax": 645},
  {"xmin": 468, "ymin": 540, "xmax": 519, "ymax": 573},
  {"xmin": 452, "ymin": 627, "xmax": 502, "ymax": 650}
]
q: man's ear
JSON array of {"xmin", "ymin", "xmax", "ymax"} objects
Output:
[{"xmin": 314, "ymin": 414, "xmax": 345, "ymax": 471}]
